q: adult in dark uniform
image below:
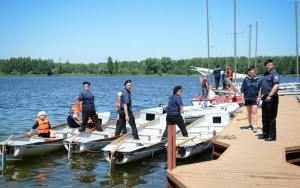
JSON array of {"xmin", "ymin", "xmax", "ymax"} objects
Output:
[
  {"xmin": 115, "ymin": 80, "xmax": 140, "ymax": 143},
  {"xmin": 258, "ymin": 59, "xmax": 280, "ymax": 141},
  {"xmin": 161, "ymin": 86, "xmax": 189, "ymax": 140},
  {"xmin": 77, "ymin": 81, "xmax": 103, "ymax": 132},
  {"xmin": 212, "ymin": 64, "xmax": 221, "ymax": 90},
  {"xmin": 221, "ymin": 70, "xmax": 226, "ymax": 90}
]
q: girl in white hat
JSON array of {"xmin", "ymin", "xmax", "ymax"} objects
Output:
[{"xmin": 27, "ymin": 111, "xmax": 56, "ymax": 138}]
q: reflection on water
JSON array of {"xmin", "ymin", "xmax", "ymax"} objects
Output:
[{"xmin": 0, "ymin": 75, "xmax": 296, "ymax": 187}]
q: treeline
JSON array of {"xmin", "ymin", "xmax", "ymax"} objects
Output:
[{"xmin": 0, "ymin": 56, "xmax": 299, "ymax": 76}]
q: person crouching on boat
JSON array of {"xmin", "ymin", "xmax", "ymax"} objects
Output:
[
  {"xmin": 27, "ymin": 111, "xmax": 56, "ymax": 138},
  {"xmin": 67, "ymin": 104, "xmax": 81, "ymax": 128},
  {"xmin": 161, "ymin": 86, "xmax": 189, "ymax": 140}
]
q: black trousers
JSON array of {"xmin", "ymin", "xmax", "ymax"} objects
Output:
[
  {"xmin": 115, "ymin": 110, "xmax": 139, "ymax": 139},
  {"xmin": 81, "ymin": 106, "xmax": 103, "ymax": 131},
  {"xmin": 215, "ymin": 77, "xmax": 220, "ymax": 90},
  {"xmin": 67, "ymin": 116, "xmax": 81, "ymax": 128},
  {"xmin": 161, "ymin": 115, "xmax": 189, "ymax": 140},
  {"xmin": 38, "ymin": 132, "xmax": 50, "ymax": 138},
  {"xmin": 261, "ymin": 94, "xmax": 278, "ymax": 138},
  {"xmin": 222, "ymin": 79, "xmax": 226, "ymax": 90},
  {"xmin": 115, "ymin": 119, "xmax": 127, "ymax": 135},
  {"xmin": 202, "ymin": 87, "xmax": 208, "ymax": 98}
]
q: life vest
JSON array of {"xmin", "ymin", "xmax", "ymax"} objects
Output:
[
  {"xmin": 36, "ymin": 118, "xmax": 50, "ymax": 134},
  {"xmin": 87, "ymin": 112, "xmax": 99, "ymax": 124},
  {"xmin": 201, "ymin": 78, "xmax": 206, "ymax": 86},
  {"xmin": 88, "ymin": 118, "xmax": 93, "ymax": 124},
  {"xmin": 75, "ymin": 99, "xmax": 82, "ymax": 113},
  {"xmin": 227, "ymin": 70, "xmax": 232, "ymax": 79}
]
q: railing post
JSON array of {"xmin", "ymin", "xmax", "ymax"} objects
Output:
[{"xmin": 167, "ymin": 125, "xmax": 176, "ymax": 170}]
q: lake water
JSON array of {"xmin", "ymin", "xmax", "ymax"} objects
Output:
[{"xmin": 0, "ymin": 75, "xmax": 298, "ymax": 187}]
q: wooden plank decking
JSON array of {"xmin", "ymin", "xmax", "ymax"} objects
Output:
[{"xmin": 167, "ymin": 95, "xmax": 300, "ymax": 188}]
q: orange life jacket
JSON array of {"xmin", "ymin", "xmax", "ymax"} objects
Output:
[
  {"xmin": 201, "ymin": 78, "xmax": 206, "ymax": 86},
  {"xmin": 227, "ymin": 70, "xmax": 232, "ymax": 78},
  {"xmin": 36, "ymin": 118, "xmax": 50, "ymax": 134},
  {"xmin": 75, "ymin": 99, "xmax": 81, "ymax": 113},
  {"xmin": 88, "ymin": 118, "xmax": 93, "ymax": 124}
]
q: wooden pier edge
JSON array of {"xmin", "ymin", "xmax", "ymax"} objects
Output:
[{"xmin": 166, "ymin": 95, "xmax": 300, "ymax": 188}]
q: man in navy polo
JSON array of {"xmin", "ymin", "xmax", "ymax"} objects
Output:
[
  {"xmin": 258, "ymin": 59, "xmax": 280, "ymax": 141},
  {"xmin": 115, "ymin": 80, "xmax": 140, "ymax": 145},
  {"xmin": 77, "ymin": 81, "xmax": 103, "ymax": 132}
]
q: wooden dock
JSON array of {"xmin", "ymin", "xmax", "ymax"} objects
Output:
[{"xmin": 166, "ymin": 95, "xmax": 300, "ymax": 188}]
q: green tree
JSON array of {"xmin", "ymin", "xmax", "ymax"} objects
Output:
[
  {"xmin": 107, "ymin": 57, "xmax": 114, "ymax": 74},
  {"xmin": 114, "ymin": 60, "xmax": 119, "ymax": 74}
]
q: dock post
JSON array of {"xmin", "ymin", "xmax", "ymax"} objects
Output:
[
  {"xmin": 213, "ymin": 130, "xmax": 216, "ymax": 139},
  {"xmin": 167, "ymin": 125, "xmax": 176, "ymax": 170},
  {"xmin": 2, "ymin": 145, "xmax": 7, "ymax": 172}
]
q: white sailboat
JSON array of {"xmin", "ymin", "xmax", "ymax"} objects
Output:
[{"xmin": 190, "ymin": 66, "xmax": 247, "ymax": 79}]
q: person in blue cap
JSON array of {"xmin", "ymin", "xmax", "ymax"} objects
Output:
[{"xmin": 77, "ymin": 81, "xmax": 103, "ymax": 132}]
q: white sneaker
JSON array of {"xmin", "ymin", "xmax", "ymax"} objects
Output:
[{"xmin": 253, "ymin": 126, "xmax": 257, "ymax": 133}]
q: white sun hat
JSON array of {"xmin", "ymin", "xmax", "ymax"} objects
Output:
[{"xmin": 38, "ymin": 111, "xmax": 47, "ymax": 117}]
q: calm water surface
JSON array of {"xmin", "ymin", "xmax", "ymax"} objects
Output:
[{"xmin": 0, "ymin": 75, "xmax": 297, "ymax": 187}]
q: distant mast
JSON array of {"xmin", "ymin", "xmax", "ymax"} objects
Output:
[
  {"xmin": 255, "ymin": 22, "xmax": 258, "ymax": 73},
  {"xmin": 206, "ymin": 0, "xmax": 210, "ymax": 75},
  {"xmin": 296, "ymin": 1, "xmax": 299, "ymax": 83},
  {"xmin": 248, "ymin": 24, "xmax": 252, "ymax": 68},
  {"xmin": 234, "ymin": 0, "xmax": 237, "ymax": 84}
]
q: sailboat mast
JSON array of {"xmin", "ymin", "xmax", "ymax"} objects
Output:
[
  {"xmin": 296, "ymin": 2, "xmax": 299, "ymax": 83},
  {"xmin": 206, "ymin": 0, "xmax": 210, "ymax": 76},
  {"xmin": 234, "ymin": 0, "xmax": 237, "ymax": 84},
  {"xmin": 248, "ymin": 24, "xmax": 252, "ymax": 68},
  {"xmin": 255, "ymin": 22, "xmax": 258, "ymax": 72}
]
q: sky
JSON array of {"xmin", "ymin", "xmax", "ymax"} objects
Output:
[{"xmin": 0, "ymin": 0, "xmax": 299, "ymax": 63}]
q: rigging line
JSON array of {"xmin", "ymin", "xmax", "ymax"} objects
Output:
[
  {"xmin": 199, "ymin": 0, "xmax": 207, "ymax": 58},
  {"xmin": 281, "ymin": 37, "xmax": 295, "ymax": 56},
  {"xmin": 224, "ymin": 0, "xmax": 234, "ymax": 67},
  {"xmin": 273, "ymin": 17, "xmax": 293, "ymax": 56}
]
